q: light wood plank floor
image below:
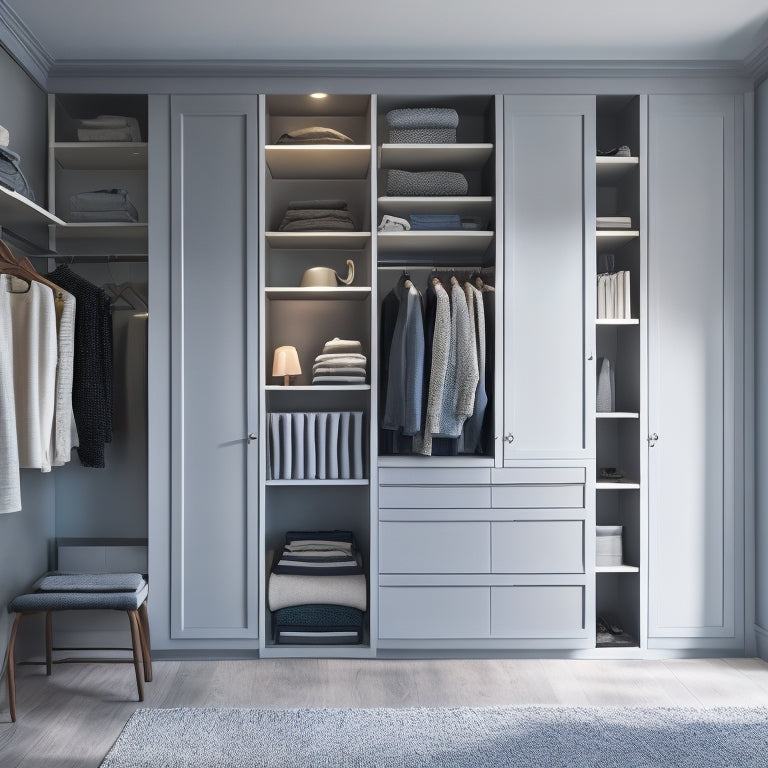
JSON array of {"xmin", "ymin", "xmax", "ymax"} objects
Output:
[{"xmin": 2, "ymin": 657, "xmax": 768, "ymax": 767}]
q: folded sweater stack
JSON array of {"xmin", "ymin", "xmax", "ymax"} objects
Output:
[
  {"xmin": 275, "ymin": 126, "xmax": 354, "ymax": 145},
  {"xmin": 268, "ymin": 530, "xmax": 366, "ymax": 645},
  {"xmin": 68, "ymin": 188, "xmax": 139, "ymax": 223},
  {"xmin": 386, "ymin": 107, "xmax": 459, "ymax": 144},
  {"xmin": 278, "ymin": 199, "xmax": 356, "ymax": 232},
  {"xmin": 77, "ymin": 115, "xmax": 141, "ymax": 142},
  {"xmin": 312, "ymin": 338, "xmax": 367, "ymax": 385}
]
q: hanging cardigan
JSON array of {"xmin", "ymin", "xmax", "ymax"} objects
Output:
[
  {"xmin": 461, "ymin": 283, "xmax": 487, "ymax": 453},
  {"xmin": 46, "ymin": 265, "xmax": 113, "ymax": 468}
]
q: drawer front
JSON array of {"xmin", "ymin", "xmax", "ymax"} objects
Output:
[
  {"xmin": 491, "ymin": 484, "xmax": 584, "ymax": 509},
  {"xmin": 491, "ymin": 585, "xmax": 586, "ymax": 638},
  {"xmin": 380, "ymin": 522, "xmax": 491, "ymax": 574},
  {"xmin": 491, "ymin": 467, "xmax": 586, "ymax": 485},
  {"xmin": 491, "ymin": 520, "xmax": 584, "ymax": 573},
  {"xmin": 380, "ymin": 485, "xmax": 492, "ymax": 509},
  {"xmin": 379, "ymin": 586, "xmax": 490, "ymax": 639},
  {"xmin": 380, "ymin": 468, "xmax": 491, "ymax": 486}
]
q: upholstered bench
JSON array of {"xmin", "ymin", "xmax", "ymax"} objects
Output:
[{"xmin": 6, "ymin": 572, "xmax": 151, "ymax": 722}]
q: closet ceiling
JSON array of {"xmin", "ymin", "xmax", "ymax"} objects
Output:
[{"xmin": 5, "ymin": 0, "xmax": 768, "ymax": 63}]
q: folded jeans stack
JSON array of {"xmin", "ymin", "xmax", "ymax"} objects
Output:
[
  {"xmin": 268, "ymin": 530, "xmax": 367, "ymax": 644},
  {"xmin": 69, "ymin": 188, "xmax": 139, "ymax": 223},
  {"xmin": 386, "ymin": 107, "xmax": 459, "ymax": 144},
  {"xmin": 312, "ymin": 338, "xmax": 367, "ymax": 384},
  {"xmin": 77, "ymin": 115, "xmax": 141, "ymax": 142},
  {"xmin": 278, "ymin": 199, "xmax": 356, "ymax": 232}
]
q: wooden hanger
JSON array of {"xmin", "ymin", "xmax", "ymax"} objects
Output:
[{"xmin": 0, "ymin": 238, "xmax": 63, "ymax": 298}]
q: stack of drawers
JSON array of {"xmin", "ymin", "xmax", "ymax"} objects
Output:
[{"xmin": 378, "ymin": 466, "xmax": 593, "ymax": 650}]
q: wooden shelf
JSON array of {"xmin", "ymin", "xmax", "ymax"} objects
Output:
[
  {"xmin": 265, "ymin": 385, "xmax": 370, "ymax": 391},
  {"xmin": 596, "ymin": 565, "xmax": 640, "ymax": 573},
  {"xmin": 377, "ymin": 230, "xmax": 494, "ymax": 254},
  {"xmin": 0, "ymin": 185, "xmax": 65, "ymax": 233},
  {"xmin": 379, "ymin": 143, "xmax": 493, "ymax": 171},
  {"xmin": 55, "ymin": 222, "xmax": 148, "ymax": 240},
  {"xmin": 265, "ymin": 287, "xmax": 370, "ymax": 300},
  {"xmin": 266, "ymin": 232, "xmax": 371, "ymax": 250},
  {"xmin": 596, "ymin": 156, "xmax": 639, "ymax": 184},
  {"xmin": 52, "ymin": 142, "xmax": 148, "ymax": 170},
  {"xmin": 264, "ymin": 145, "xmax": 371, "ymax": 179},
  {"xmin": 596, "ymin": 318, "xmax": 639, "ymax": 325},
  {"xmin": 596, "ymin": 231, "xmax": 640, "ymax": 252},
  {"xmin": 596, "ymin": 478, "xmax": 640, "ymax": 490},
  {"xmin": 596, "ymin": 412, "xmax": 639, "ymax": 419},
  {"xmin": 377, "ymin": 196, "xmax": 493, "ymax": 218}
]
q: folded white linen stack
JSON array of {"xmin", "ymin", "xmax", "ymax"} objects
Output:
[
  {"xmin": 77, "ymin": 115, "xmax": 141, "ymax": 142},
  {"xmin": 312, "ymin": 338, "xmax": 367, "ymax": 385}
]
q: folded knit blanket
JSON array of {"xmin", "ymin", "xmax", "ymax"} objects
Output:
[
  {"xmin": 387, "ymin": 169, "xmax": 468, "ymax": 197},
  {"xmin": 276, "ymin": 126, "xmax": 354, "ymax": 144},
  {"xmin": 389, "ymin": 127, "xmax": 456, "ymax": 144},
  {"xmin": 386, "ymin": 107, "xmax": 459, "ymax": 129},
  {"xmin": 278, "ymin": 208, "xmax": 356, "ymax": 232}
]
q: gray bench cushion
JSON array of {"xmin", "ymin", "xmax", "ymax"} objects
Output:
[{"xmin": 37, "ymin": 572, "xmax": 144, "ymax": 592}]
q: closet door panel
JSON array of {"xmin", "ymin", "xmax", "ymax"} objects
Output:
[
  {"xmin": 170, "ymin": 96, "xmax": 259, "ymax": 639},
  {"xmin": 647, "ymin": 94, "xmax": 740, "ymax": 643},
  {"xmin": 502, "ymin": 96, "xmax": 594, "ymax": 460}
]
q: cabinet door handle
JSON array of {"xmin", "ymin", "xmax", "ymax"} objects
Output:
[
  {"xmin": 504, "ymin": 433, "xmax": 515, "ymax": 444},
  {"xmin": 647, "ymin": 432, "xmax": 659, "ymax": 447},
  {"xmin": 248, "ymin": 433, "xmax": 257, "ymax": 444}
]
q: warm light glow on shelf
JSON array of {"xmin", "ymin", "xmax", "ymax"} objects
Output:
[{"xmin": 310, "ymin": 92, "xmax": 328, "ymax": 99}]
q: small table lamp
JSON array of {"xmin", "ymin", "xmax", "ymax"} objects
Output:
[{"xmin": 273, "ymin": 345, "xmax": 301, "ymax": 385}]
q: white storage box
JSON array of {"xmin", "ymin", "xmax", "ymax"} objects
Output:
[{"xmin": 596, "ymin": 525, "xmax": 623, "ymax": 567}]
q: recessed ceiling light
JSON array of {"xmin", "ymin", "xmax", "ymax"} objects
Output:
[{"xmin": 310, "ymin": 92, "xmax": 328, "ymax": 100}]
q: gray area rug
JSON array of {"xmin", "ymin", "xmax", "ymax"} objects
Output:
[{"xmin": 100, "ymin": 705, "xmax": 768, "ymax": 768}]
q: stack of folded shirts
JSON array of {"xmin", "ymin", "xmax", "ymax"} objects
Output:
[
  {"xmin": 409, "ymin": 213, "xmax": 462, "ymax": 230},
  {"xmin": 77, "ymin": 115, "xmax": 141, "ymax": 142},
  {"xmin": 596, "ymin": 216, "xmax": 632, "ymax": 230},
  {"xmin": 276, "ymin": 126, "xmax": 354, "ymax": 144},
  {"xmin": 68, "ymin": 188, "xmax": 139, "ymax": 223},
  {"xmin": 278, "ymin": 199, "xmax": 356, "ymax": 232},
  {"xmin": 268, "ymin": 530, "xmax": 367, "ymax": 645},
  {"xmin": 387, "ymin": 169, "xmax": 468, "ymax": 197},
  {"xmin": 386, "ymin": 107, "xmax": 459, "ymax": 144},
  {"xmin": 312, "ymin": 338, "xmax": 367, "ymax": 384}
]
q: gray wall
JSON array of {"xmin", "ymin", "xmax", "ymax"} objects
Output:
[
  {"xmin": 0, "ymin": 44, "xmax": 56, "ymax": 681},
  {"xmin": 756, "ymin": 78, "xmax": 768, "ymax": 660}
]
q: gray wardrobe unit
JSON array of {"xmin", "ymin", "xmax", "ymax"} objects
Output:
[{"xmin": 137, "ymin": 85, "xmax": 746, "ymax": 658}]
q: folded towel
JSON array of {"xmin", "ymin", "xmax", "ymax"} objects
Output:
[
  {"xmin": 389, "ymin": 127, "xmax": 456, "ymax": 144},
  {"xmin": 596, "ymin": 216, "xmax": 632, "ymax": 229},
  {"xmin": 78, "ymin": 116, "xmax": 141, "ymax": 142},
  {"xmin": 322, "ymin": 338, "xmax": 363, "ymax": 354},
  {"xmin": 312, "ymin": 375, "xmax": 365, "ymax": 384},
  {"xmin": 268, "ymin": 570, "xmax": 367, "ymax": 611},
  {"xmin": 409, "ymin": 213, "xmax": 462, "ymax": 230},
  {"xmin": 70, "ymin": 188, "xmax": 134, "ymax": 213},
  {"xmin": 386, "ymin": 107, "xmax": 459, "ymax": 129},
  {"xmin": 279, "ymin": 217, "xmax": 356, "ymax": 232},
  {"xmin": 314, "ymin": 354, "xmax": 367, "ymax": 367},
  {"xmin": 387, "ymin": 169, "xmax": 468, "ymax": 197},
  {"xmin": 78, "ymin": 127, "xmax": 133, "ymax": 142},
  {"xmin": 276, "ymin": 126, "xmax": 354, "ymax": 145},
  {"xmin": 287, "ymin": 199, "xmax": 348, "ymax": 211},
  {"xmin": 313, "ymin": 367, "xmax": 367, "ymax": 377}
]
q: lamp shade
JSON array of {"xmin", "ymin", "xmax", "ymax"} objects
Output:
[{"xmin": 272, "ymin": 345, "xmax": 301, "ymax": 384}]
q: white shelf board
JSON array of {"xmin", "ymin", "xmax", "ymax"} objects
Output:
[
  {"xmin": 53, "ymin": 142, "xmax": 148, "ymax": 170},
  {"xmin": 0, "ymin": 186, "xmax": 65, "ymax": 228},
  {"xmin": 377, "ymin": 196, "xmax": 494, "ymax": 217},
  {"xmin": 595, "ymin": 156, "xmax": 639, "ymax": 184},
  {"xmin": 596, "ymin": 318, "xmax": 639, "ymax": 325},
  {"xmin": 596, "ymin": 565, "xmax": 640, "ymax": 573},
  {"xmin": 596, "ymin": 230, "xmax": 640, "ymax": 251},
  {"xmin": 264, "ymin": 145, "xmax": 371, "ymax": 179},
  {"xmin": 55, "ymin": 222, "xmax": 148, "ymax": 240},
  {"xmin": 596, "ymin": 412, "xmax": 639, "ymax": 419},
  {"xmin": 596, "ymin": 479, "xmax": 640, "ymax": 490},
  {"xmin": 377, "ymin": 230, "xmax": 494, "ymax": 254},
  {"xmin": 265, "ymin": 287, "xmax": 371, "ymax": 300},
  {"xmin": 266, "ymin": 232, "xmax": 371, "ymax": 250},
  {"xmin": 265, "ymin": 479, "xmax": 369, "ymax": 486},
  {"xmin": 379, "ymin": 143, "xmax": 493, "ymax": 171},
  {"xmin": 265, "ymin": 385, "xmax": 370, "ymax": 391}
]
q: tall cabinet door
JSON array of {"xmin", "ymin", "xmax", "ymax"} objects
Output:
[
  {"xmin": 169, "ymin": 95, "xmax": 260, "ymax": 640},
  {"xmin": 502, "ymin": 96, "xmax": 595, "ymax": 460},
  {"xmin": 647, "ymin": 94, "xmax": 742, "ymax": 646}
]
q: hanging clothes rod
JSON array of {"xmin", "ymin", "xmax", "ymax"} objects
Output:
[
  {"xmin": 51, "ymin": 253, "xmax": 148, "ymax": 264},
  {"xmin": 377, "ymin": 264, "xmax": 495, "ymax": 271}
]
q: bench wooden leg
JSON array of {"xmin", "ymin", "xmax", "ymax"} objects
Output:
[
  {"xmin": 127, "ymin": 610, "xmax": 144, "ymax": 702},
  {"xmin": 45, "ymin": 612, "xmax": 52, "ymax": 676},
  {"xmin": 137, "ymin": 601, "xmax": 152, "ymax": 683},
  {"xmin": 7, "ymin": 613, "xmax": 22, "ymax": 723}
]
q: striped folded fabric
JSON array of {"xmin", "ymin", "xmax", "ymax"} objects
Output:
[{"xmin": 271, "ymin": 531, "xmax": 365, "ymax": 576}]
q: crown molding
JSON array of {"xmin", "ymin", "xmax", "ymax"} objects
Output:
[
  {"xmin": 0, "ymin": 0, "xmax": 52, "ymax": 88},
  {"xmin": 46, "ymin": 56, "xmax": 750, "ymax": 83},
  {"xmin": 745, "ymin": 34, "xmax": 768, "ymax": 85}
]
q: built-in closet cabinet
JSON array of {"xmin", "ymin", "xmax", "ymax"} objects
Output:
[
  {"xmin": 502, "ymin": 96, "xmax": 595, "ymax": 460},
  {"xmin": 646, "ymin": 94, "xmax": 744, "ymax": 650},
  {"xmin": 166, "ymin": 95, "xmax": 260, "ymax": 642}
]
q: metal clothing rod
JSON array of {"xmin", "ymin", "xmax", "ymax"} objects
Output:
[
  {"xmin": 377, "ymin": 264, "xmax": 494, "ymax": 271},
  {"xmin": 51, "ymin": 253, "xmax": 148, "ymax": 264}
]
